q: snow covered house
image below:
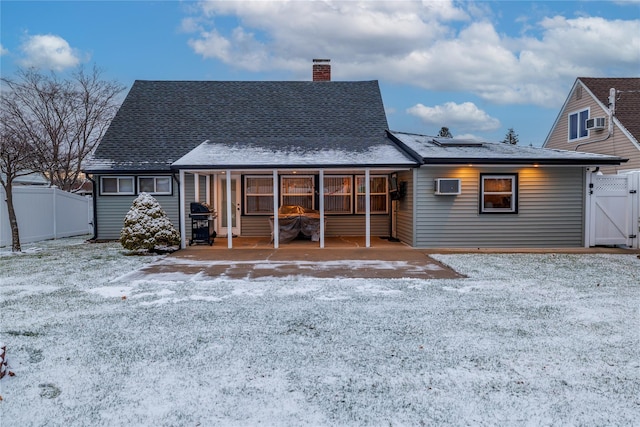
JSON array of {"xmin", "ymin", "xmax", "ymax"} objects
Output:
[{"xmin": 84, "ymin": 63, "xmax": 627, "ymax": 248}]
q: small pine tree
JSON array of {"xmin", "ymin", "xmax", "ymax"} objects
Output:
[
  {"xmin": 438, "ymin": 126, "xmax": 453, "ymax": 138},
  {"xmin": 120, "ymin": 192, "xmax": 180, "ymax": 252},
  {"xmin": 502, "ymin": 128, "xmax": 519, "ymax": 145}
]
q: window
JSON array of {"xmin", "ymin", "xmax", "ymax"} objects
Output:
[
  {"xmin": 100, "ymin": 176, "xmax": 134, "ymax": 195},
  {"xmin": 281, "ymin": 175, "xmax": 314, "ymax": 209},
  {"xmin": 568, "ymin": 109, "xmax": 589, "ymax": 141},
  {"xmin": 138, "ymin": 176, "xmax": 172, "ymax": 195},
  {"xmin": 324, "ymin": 176, "xmax": 352, "ymax": 214},
  {"xmin": 245, "ymin": 176, "xmax": 274, "ymax": 215},
  {"xmin": 355, "ymin": 175, "xmax": 388, "ymax": 214},
  {"xmin": 480, "ymin": 174, "xmax": 517, "ymax": 214}
]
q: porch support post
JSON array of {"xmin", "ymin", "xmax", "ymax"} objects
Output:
[
  {"xmin": 319, "ymin": 169, "xmax": 325, "ymax": 248},
  {"xmin": 226, "ymin": 170, "xmax": 233, "ymax": 248},
  {"xmin": 273, "ymin": 169, "xmax": 279, "ymax": 248},
  {"xmin": 205, "ymin": 174, "xmax": 211, "ymax": 206},
  {"xmin": 179, "ymin": 170, "xmax": 186, "ymax": 249},
  {"xmin": 194, "ymin": 173, "xmax": 200, "ymax": 202},
  {"xmin": 365, "ymin": 168, "xmax": 371, "ymax": 248}
]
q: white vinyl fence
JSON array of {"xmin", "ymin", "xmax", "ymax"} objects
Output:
[{"xmin": 0, "ymin": 186, "xmax": 93, "ymax": 247}]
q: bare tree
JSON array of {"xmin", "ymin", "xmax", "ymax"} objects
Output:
[
  {"xmin": 1, "ymin": 65, "xmax": 124, "ymax": 251},
  {"xmin": 0, "ymin": 111, "xmax": 39, "ymax": 252},
  {"xmin": 1, "ymin": 66, "xmax": 124, "ymax": 191}
]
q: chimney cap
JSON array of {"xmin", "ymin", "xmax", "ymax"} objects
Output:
[{"xmin": 313, "ymin": 58, "xmax": 330, "ymax": 63}]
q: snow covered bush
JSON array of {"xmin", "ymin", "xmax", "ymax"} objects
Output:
[{"xmin": 120, "ymin": 193, "xmax": 180, "ymax": 252}]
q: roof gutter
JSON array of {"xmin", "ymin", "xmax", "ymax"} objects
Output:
[
  {"xmin": 421, "ymin": 158, "xmax": 627, "ymax": 166},
  {"xmin": 87, "ymin": 174, "xmax": 98, "ymax": 241},
  {"xmin": 169, "ymin": 163, "xmax": 418, "ymax": 171}
]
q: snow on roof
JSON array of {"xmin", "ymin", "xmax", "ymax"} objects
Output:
[
  {"xmin": 389, "ymin": 131, "xmax": 627, "ymax": 165},
  {"xmin": 171, "ymin": 137, "xmax": 418, "ymax": 169}
]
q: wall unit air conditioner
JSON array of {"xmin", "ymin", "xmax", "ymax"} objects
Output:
[
  {"xmin": 435, "ymin": 178, "xmax": 461, "ymax": 195},
  {"xmin": 586, "ymin": 117, "xmax": 606, "ymax": 131}
]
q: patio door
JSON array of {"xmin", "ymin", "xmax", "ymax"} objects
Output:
[{"xmin": 218, "ymin": 175, "xmax": 241, "ymax": 237}]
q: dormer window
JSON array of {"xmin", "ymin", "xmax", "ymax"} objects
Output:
[{"xmin": 568, "ymin": 109, "xmax": 589, "ymax": 141}]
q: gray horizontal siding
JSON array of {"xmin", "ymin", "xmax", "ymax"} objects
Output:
[
  {"xmin": 394, "ymin": 170, "xmax": 414, "ymax": 246},
  {"xmin": 95, "ymin": 174, "xmax": 180, "ymax": 240},
  {"xmin": 240, "ymin": 214, "xmax": 389, "ymax": 236},
  {"xmin": 241, "ymin": 216, "xmax": 271, "ymax": 236},
  {"xmin": 324, "ymin": 215, "xmax": 389, "ymax": 236},
  {"xmin": 414, "ymin": 167, "xmax": 586, "ymax": 248}
]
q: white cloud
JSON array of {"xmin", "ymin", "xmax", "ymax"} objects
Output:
[
  {"xmin": 19, "ymin": 34, "xmax": 80, "ymax": 71},
  {"xmin": 406, "ymin": 101, "xmax": 501, "ymax": 132},
  {"xmin": 0, "ymin": 44, "xmax": 8, "ymax": 56},
  {"xmin": 184, "ymin": 1, "xmax": 640, "ymax": 107}
]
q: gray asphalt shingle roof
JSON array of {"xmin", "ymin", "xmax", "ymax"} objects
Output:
[
  {"xmin": 388, "ymin": 131, "xmax": 627, "ymax": 166},
  {"xmin": 85, "ymin": 80, "xmax": 404, "ymax": 172}
]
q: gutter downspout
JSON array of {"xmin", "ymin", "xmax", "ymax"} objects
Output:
[
  {"xmin": 575, "ymin": 88, "xmax": 616, "ymax": 151},
  {"xmin": 87, "ymin": 175, "xmax": 98, "ymax": 241}
]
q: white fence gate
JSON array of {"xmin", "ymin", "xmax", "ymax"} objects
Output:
[
  {"xmin": 586, "ymin": 172, "xmax": 639, "ymax": 248},
  {"xmin": 0, "ymin": 186, "xmax": 93, "ymax": 247}
]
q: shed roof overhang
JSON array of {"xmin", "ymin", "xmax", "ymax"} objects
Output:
[{"xmin": 385, "ymin": 131, "xmax": 628, "ymax": 168}]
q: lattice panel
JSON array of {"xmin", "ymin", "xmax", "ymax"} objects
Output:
[{"xmin": 594, "ymin": 177, "xmax": 628, "ymax": 192}]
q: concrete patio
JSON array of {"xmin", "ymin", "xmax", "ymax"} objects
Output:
[{"xmin": 133, "ymin": 236, "xmax": 640, "ymax": 280}]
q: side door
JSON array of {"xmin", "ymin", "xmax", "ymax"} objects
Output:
[{"xmin": 218, "ymin": 175, "xmax": 241, "ymax": 237}]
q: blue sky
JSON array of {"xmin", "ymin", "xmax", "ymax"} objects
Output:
[{"xmin": 1, "ymin": 1, "xmax": 639, "ymax": 146}]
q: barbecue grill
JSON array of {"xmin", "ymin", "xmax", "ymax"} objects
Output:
[{"xmin": 189, "ymin": 202, "xmax": 217, "ymax": 246}]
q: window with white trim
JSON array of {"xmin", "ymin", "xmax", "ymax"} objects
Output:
[
  {"xmin": 323, "ymin": 175, "xmax": 352, "ymax": 214},
  {"xmin": 568, "ymin": 109, "xmax": 589, "ymax": 141},
  {"xmin": 100, "ymin": 176, "xmax": 134, "ymax": 195},
  {"xmin": 281, "ymin": 175, "xmax": 314, "ymax": 209},
  {"xmin": 480, "ymin": 174, "xmax": 517, "ymax": 214},
  {"xmin": 245, "ymin": 176, "xmax": 274, "ymax": 215},
  {"xmin": 138, "ymin": 176, "xmax": 172, "ymax": 195},
  {"xmin": 355, "ymin": 175, "xmax": 388, "ymax": 214}
]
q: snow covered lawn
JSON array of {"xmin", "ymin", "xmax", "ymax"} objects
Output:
[{"xmin": 1, "ymin": 237, "xmax": 639, "ymax": 425}]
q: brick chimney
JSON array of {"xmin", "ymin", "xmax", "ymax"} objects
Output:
[{"xmin": 312, "ymin": 59, "xmax": 331, "ymax": 81}]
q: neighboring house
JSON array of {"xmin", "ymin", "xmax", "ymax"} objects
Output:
[
  {"xmin": 84, "ymin": 62, "xmax": 626, "ymax": 248},
  {"xmin": 543, "ymin": 77, "xmax": 640, "ymax": 174}
]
